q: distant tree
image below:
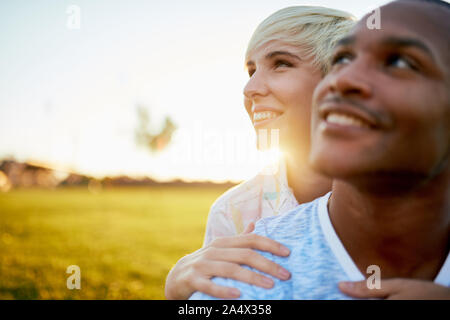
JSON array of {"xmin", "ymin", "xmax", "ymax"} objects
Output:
[{"xmin": 135, "ymin": 105, "xmax": 177, "ymax": 152}]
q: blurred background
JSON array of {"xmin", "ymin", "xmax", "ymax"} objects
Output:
[{"xmin": 0, "ymin": 0, "xmax": 389, "ymax": 299}]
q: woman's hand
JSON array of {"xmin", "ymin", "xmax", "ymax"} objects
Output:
[
  {"xmin": 164, "ymin": 223, "xmax": 291, "ymax": 300},
  {"xmin": 338, "ymin": 278, "xmax": 450, "ymax": 300}
]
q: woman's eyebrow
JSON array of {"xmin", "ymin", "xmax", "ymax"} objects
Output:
[
  {"xmin": 245, "ymin": 50, "xmax": 302, "ymax": 68},
  {"xmin": 265, "ymin": 51, "xmax": 302, "ymax": 61}
]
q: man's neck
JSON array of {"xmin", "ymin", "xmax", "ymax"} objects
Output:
[{"xmin": 328, "ymin": 173, "xmax": 450, "ymax": 280}]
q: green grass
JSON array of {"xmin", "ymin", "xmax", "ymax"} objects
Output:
[{"xmin": 0, "ymin": 186, "xmax": 229, "ymax": 299}]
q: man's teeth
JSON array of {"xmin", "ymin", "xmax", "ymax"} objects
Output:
[
  {"xmin": 253, "ymin": 111, "xmax": 279, "ymax": 122},
  {"xmin": 326, "ymin": 112, "xmax": 369, "ymax": 128}
]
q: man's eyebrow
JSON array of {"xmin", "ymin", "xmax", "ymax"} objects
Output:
[
  {"xmin": 381, "ymin": 36, "xmax": 434, "ymax": 59},
  {"xmin": 335, "ymin": 35, "xmax": 436, "ymax": 61},
  {"xmin": 336, "ymin": 35, "xmax": 355, "ymax": 47}
]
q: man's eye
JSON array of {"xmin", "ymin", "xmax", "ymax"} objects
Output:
[
  {"xmin": 386, "ymin": 54, "xmax": 417, "ymax": 70},
  {"xmin": 331, "ymin": 52, "xmax": 353, "ymax": 66}
]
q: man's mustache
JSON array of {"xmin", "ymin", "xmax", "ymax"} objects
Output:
[{"xmin": 318, "ymin": 95, "xmax": 389, "ymax": 127}]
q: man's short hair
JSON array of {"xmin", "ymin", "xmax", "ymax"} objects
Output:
[{"xmin": 409, "ymin": 0, "xmax": 450, "ymax": 10}]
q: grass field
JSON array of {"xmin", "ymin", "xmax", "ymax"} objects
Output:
[{"xmin": 0, "ymin": 186, "xmax": 230, "ymax": 299}]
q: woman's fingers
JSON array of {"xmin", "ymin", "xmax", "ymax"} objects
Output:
[
  {"xmin": 188, "ymin": 257, "xmax": 278, "ymax": 299},
  {"xmin": 193, "ymin": 277, "xmax": 241, "ymax": 299},
  {"xmin": 203, "ymin": 247, "xmax": 290, "ymax": 281},
  {"xmin": 167, "ymin": 234, "xmax": 291, "ymax": 299},
  {"xmin": 196, "ymin": 259, "xmax": 278, "ymax": 290},
  {"xmin": 211, "ymin": 233, "xmax": 290, "ymax": 257}
]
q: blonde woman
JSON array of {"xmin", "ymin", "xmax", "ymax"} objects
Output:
[{"xmin": 165, "ymin": 6, "xmax": 355, "ymax": 300}]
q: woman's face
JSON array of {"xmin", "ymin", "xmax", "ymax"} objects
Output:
[{"xmin": 244, "ymin": 40, "xmax": 322, "ymax": 160}]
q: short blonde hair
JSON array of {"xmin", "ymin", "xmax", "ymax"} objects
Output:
[{"xmin": 246, "ymin": 6, "xmax": 356, "ymax": 74}]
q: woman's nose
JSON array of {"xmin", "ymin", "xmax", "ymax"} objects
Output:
[{"xmin": 243, "ymin": 70, "xmax": 269, "ymax": 100}]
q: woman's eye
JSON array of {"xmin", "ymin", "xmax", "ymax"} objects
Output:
[
  {"xmin": 386, "ymin": 54, "xmax": 416, "ymax": 70},
  {"xmin": 248, "ymin": 69, "xmax": 255, "ymax": 77},
  {"xmin": 274, "ymin": 60, "xmax": 292, "ymax": 69}
]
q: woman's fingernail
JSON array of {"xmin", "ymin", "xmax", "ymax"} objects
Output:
[
  {"xmin": 229, "ymin": 288, "xmax": 241, "ymax": 298},
  {"xmin": 280, "ymin": 246, "xmax": 290, "ymax": 256},
  {"xmin": 278, "ymin": 268, "xmax": 290, "ymax": 280}
]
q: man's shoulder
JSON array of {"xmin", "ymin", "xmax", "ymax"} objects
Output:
[{"xmin": 253, "ymin": 193, "xmax": 328, "ymax": 242}]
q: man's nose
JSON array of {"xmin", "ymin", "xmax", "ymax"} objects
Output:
[{"xmin": 328, "ymin": 59, "xmax": 372, "ymax": 99}]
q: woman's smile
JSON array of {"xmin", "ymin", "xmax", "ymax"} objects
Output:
[{"xmin": 252, "ymin": 108, "xmax": 284, "ymax": 128}]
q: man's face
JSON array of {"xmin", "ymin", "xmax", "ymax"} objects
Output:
[{"xmin": 309, "ymin": 1, "xmax": 450, "ymax": 183}]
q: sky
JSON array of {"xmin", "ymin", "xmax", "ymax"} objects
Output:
[{"xmin": 0, "ymin": 0, "xmax": 391, "ymax": 182}]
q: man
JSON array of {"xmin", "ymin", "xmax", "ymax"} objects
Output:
[{"xmin": 191, "ymin": 0, "xmax": 450, "ymax": 299}]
